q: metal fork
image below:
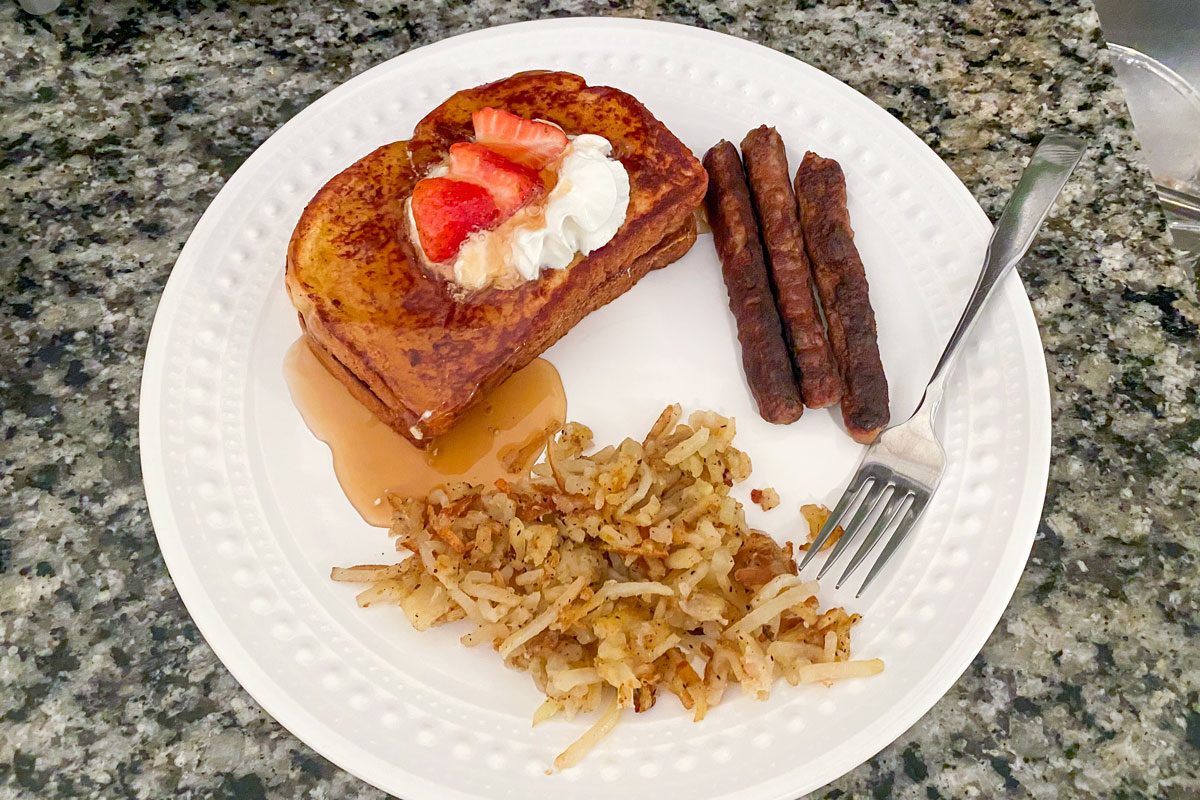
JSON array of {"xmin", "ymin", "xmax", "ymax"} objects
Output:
[{"xmin": 798, "ymin": 133, "xmax": 1086, "ymax": 597}]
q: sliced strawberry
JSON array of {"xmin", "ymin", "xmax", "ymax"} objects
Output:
[
  {"xmin": 447, "ymin": 142, "xmax": 543, "ymax": 217},
  {"xmin": 471, "ymin": 107, "xmax": 569, "ymax": 169},
  {"xmin": 410, "ymin": 177, "xmax": 499, "ymax": 263}
]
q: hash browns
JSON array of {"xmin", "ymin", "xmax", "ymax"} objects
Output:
[{"xmin": 333, "ymin": 405, "xmax": 881, "ymax": 767}]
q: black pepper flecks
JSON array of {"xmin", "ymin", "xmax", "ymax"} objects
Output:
[{"xmin": 1, "ymin": 2, "xmax": 1196, "ymax": 799}]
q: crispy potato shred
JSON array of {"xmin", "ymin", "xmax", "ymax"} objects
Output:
[
  {"xmin": 799, "ymin": 502, "xmax": 846, "ymax": 552},
  {"xmin": 750, "ymin": 487, "xmax": 781, "ymax": 511},
  {"xmin": 333, "ymin": 405, "xmax": 881, "ymax": 767}
]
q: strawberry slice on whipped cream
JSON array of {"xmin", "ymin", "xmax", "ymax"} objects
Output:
[{"xmin": 409, "ymin": 108, "xmax": 630, "ymax": 291}]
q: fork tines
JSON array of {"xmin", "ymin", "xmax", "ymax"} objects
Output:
[{"xmin": 798, "ymin": 464, "xmax": 932, "ymax": 597}]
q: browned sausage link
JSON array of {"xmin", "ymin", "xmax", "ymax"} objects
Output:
[
  {"xmin": 794, "ymin": 153, "xmax": 889, "ymax": 443},
  {"xmin": 740, "ymin": 127, "xmax": 843, "ymax": 409},
  {"xmin": 702, "ymin": 141, "xmax": 803, "ymax": 424}
]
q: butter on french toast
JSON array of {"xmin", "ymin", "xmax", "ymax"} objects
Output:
[{"xmin": 286, "ymin": 72, "xmax": 707, "ymax": 445}]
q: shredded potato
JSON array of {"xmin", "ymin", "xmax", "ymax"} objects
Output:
[
  {"xmin": 750, "ymin": 487, "xmax": 781, "ymax": 511},
  {"xmin": 792, "ymin": 658, "xmax": 884, "ymax": 683},
  {"xmin": 333, "ymin": 406, "xmax": 881, "ymax": 767},
  {"xmin": 799, "ymin": 503, "xmax": 845, "ymax": 551},
  {"xmin": 533, "ymin": 698, "xmax": 562, "ymax": 727},
  {"xmin": 554, "ymin": 693, "xmax": 623, "ymax": 770}
]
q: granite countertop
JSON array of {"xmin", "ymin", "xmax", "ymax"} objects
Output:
[{"xmin": 2, "ymin": 2, "xmax": 1198, "ymax": 798}]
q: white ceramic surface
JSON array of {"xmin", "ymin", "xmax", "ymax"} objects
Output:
[{"xmin": 140, "ymin": 18, "xmax": 1050, "ymax": 800}]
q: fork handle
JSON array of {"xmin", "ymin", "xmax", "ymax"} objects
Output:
[{"xmin": 917, "ymin": 133, "xmax": 1086, "ymax": 415}]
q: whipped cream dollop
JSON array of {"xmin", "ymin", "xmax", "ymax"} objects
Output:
[
  {"xmin": 413, "ymin": 134, "xmax": 630, "ymax": 291},
  {"xmin": 508, "ymin": 134, "xmax": 629, "ymax": 280}
]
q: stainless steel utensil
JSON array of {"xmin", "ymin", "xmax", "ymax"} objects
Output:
[{"xmin": 798, "ymin": 133, "xmax": 1086, "ymax": 596}]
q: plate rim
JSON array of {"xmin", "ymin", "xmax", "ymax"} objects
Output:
[{"xmin": 139, "ymin": 16, "xmax": 1051, "ymax": 799}]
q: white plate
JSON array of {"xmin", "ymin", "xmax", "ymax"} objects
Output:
[{"xmin": 140, "ymin": 18, "xmax": 1049, "ymax": 800}]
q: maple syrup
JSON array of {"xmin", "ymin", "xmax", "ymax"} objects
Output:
[{"xmin": 283, "ymin": 338, "xmax": 566, "ymax": 527}]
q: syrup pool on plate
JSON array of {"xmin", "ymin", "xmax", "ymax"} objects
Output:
[{"xmin": 283, "ymin": 338, "xmax": 566, "ymax": 527}]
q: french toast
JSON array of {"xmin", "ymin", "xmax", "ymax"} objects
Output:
[
  {"xmin": 297, "ymin": 217, "xmax": 696, "ymax": 445},
  {"xmin": 286, "ymin": 72, "xmax": 706, "ymax": 444}
]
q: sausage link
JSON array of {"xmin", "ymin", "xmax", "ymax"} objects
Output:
[
  {"xmin": 794, "ymin": 152, "xmax": 890, "ymax": 443},
  {"xmin": 740, "ymin": 127, "xmax": 843, "ymax": 409},
  {"xmin": 702, "ymin": 141, "xmax": 803, "ymax": 424}
]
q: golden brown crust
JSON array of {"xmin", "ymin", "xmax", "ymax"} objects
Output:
[
  {"xmin": 299, "ymin": 216, "xmax": 699, "ymax": 444},
  {"xmin": 286, "ymin": 72, "xmax": 707, "ymax": 444},
  {"xmin": 794, "ymin": 152, "xmax": 890, "ymax": 443},
  {"xmin": 702, "ymin": 140, "xmax": 803, "ymax": 425},
  {"xmin": 740, "ymin": 127, "xmax": 843, "ymax": 410}
]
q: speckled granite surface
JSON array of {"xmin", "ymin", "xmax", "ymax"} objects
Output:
[{"xmin": 2, "ymin": 1, "xmax": 1197, "ymax": 798}]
